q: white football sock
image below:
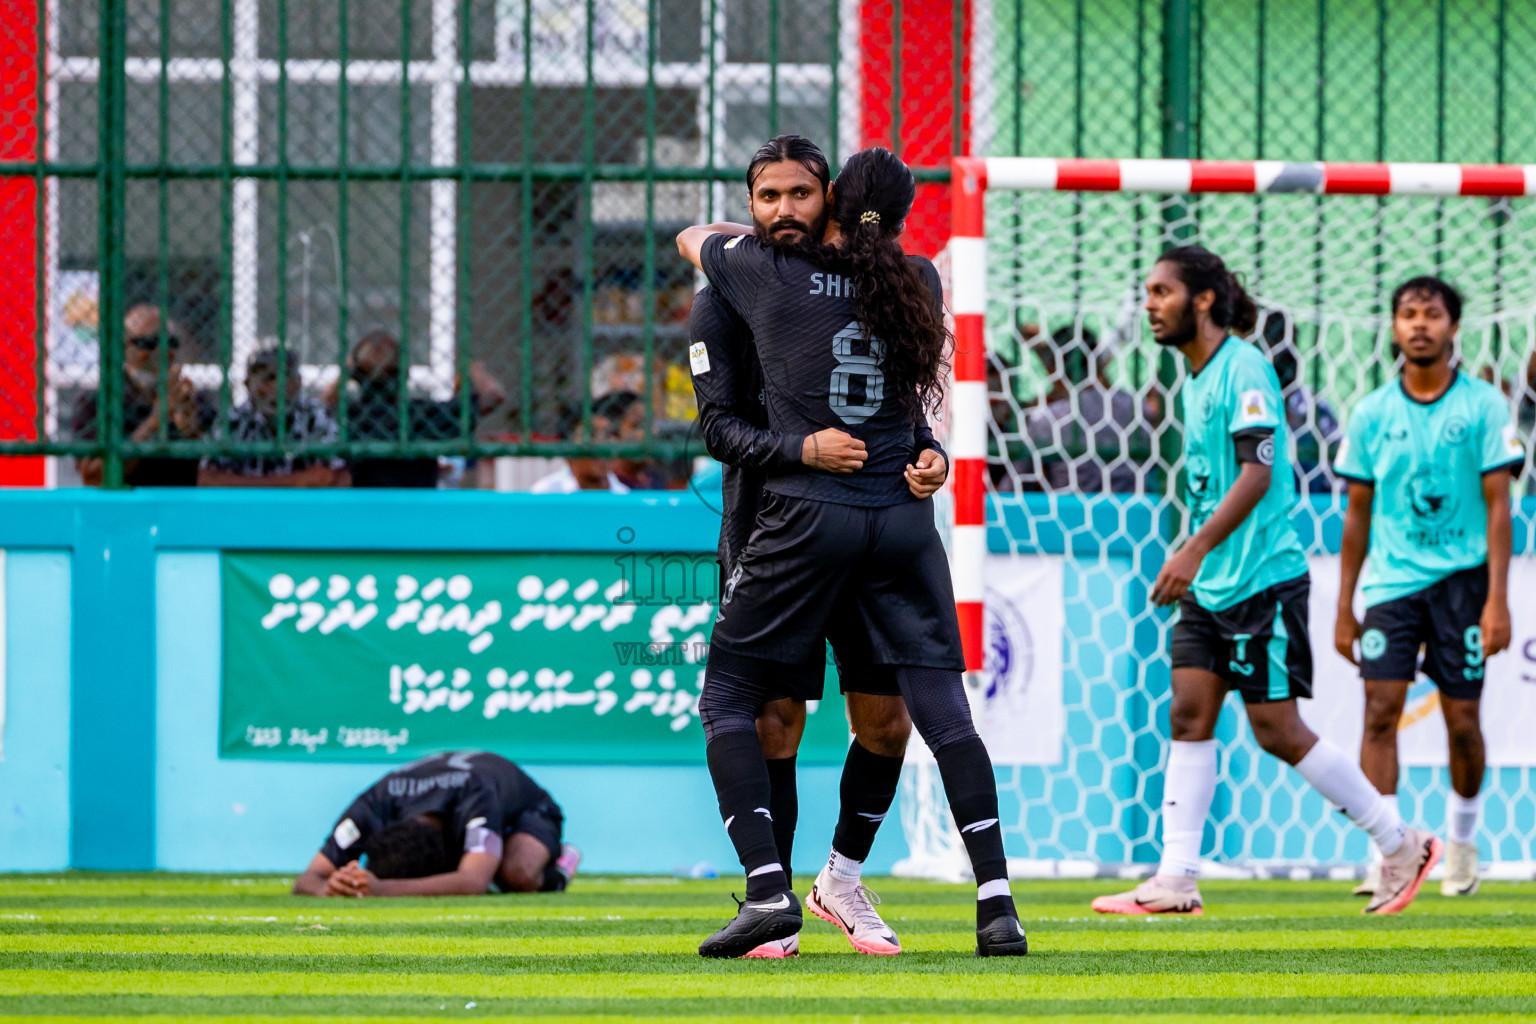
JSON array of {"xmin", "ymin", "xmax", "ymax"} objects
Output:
[
  {"xmin": 1294, "ymin": 739, "xmax": 1406, "ymax": 857},
  {"xmin": 1447, "ymin": 791, "xmax": 1481, "ymax": 845},
  {"xmin": 1369, "ymin": 794, "xmax": 1398, "ymax": 862},
  {"xmin": 1157, "ymin": 739, "xmax": 1217, "ymax": 879},
  {"xmin": 826, "ymin": 849, "xmax": 863, "ymax": 885}
]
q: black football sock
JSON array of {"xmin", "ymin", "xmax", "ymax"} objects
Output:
[
  {"xmin": 934, "ymin": 735, "xmax": 1016, "ymax": 929},
  {"xmin": 830, "ymin": 739, "xmax": 904, "ymax": 866},
  {"xmin": 764, "ymin": 755, "xmax": 799, "ymax": 881},
  {"xmin": 539, "ymin": 862, "xmax": 567, "ymax": 892},
  {"xmin": 706, "ymin": 730, "xmax": 789, "ymax": 901}
]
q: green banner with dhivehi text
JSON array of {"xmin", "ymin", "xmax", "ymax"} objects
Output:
[{"xmin": 219, "ymin": 551, "xmax": 849, "ymax": 764}]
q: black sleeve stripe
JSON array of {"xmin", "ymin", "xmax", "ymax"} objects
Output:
[
  {"xmin": 1335, "ymin": 471, "xmax": 1375, "ymax": 485},
  {"xmin": 1483, "ymin": 458, "xmax": 1524, "ymax": 478}
]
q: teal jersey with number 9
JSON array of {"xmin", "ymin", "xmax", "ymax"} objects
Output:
[
  {"xmin": 1179, "ymin": 337, "xmax": 1308, "ymax": 611},
  {"xmin": 1334, "ymin": 372, "xmax": 1522, "ymax": 607}
]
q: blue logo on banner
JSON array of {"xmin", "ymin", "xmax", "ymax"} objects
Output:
[{"xmin": 983, "ymin": 588, "xmax": 1035, "ymax": 703}]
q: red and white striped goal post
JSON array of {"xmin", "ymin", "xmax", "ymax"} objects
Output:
[{"xmin": 945, "ymin": 156, "xmax": 1536, "ymax": 671}]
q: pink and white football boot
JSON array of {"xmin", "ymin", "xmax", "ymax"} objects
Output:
[{"xmin": 806, "ymin": 867, "xmax": 901, "ymax": 955}]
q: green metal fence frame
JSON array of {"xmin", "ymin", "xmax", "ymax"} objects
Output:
[{"xmin": 4, "ymin": 0, "xmax": 1531, "ymax": 481}]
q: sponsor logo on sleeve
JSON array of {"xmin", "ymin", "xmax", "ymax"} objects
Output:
[
  {"xmin": 333, "ymin": 818, "xmax": 361, "ymax": 851},
  {"xmin": 724, "ymin": 235, "xmax": 744, "ymax": 250},
  {"xmin": 463, "ymin": 817, "xmax": 502, "ymax": 858},
  {"xmin": 1503, "ymin": 423, "xmax": 1524, "ymax": 457},
  {"xmin": 1239, "ymin": 389, "xmax": 1268, "ymax": 425},
  {"xmin": 1334, "ymin": 436, "xmax": 1351, "ymax": 467},
  {"xmin": 689, "ymin": 341, "xmax": 711, "ymax": 375}
]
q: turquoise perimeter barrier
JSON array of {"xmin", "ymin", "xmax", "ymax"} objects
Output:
[{"xmin": 0, "ymin": 490, "xmax": 1532, "ymax": 873}]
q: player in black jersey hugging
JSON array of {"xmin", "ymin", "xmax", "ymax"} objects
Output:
[
  {"xmin": 292, "ymin": 751, "xmax": 580, "ymax": 897},
  {"xmin": 678, "ymin": 147, "xmax": 1027, "ymax": 959},
  {"xmin": 690, "ymin": 135, "xmax": 950, "ymax": 959}
]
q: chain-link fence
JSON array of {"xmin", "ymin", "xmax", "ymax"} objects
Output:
[
  {"xmin": 1, "ymin": 0, "xmax": 1531, "ymax": 487},
  {"xmin": 970, "ymin": 0, "xmax": 1536, "ymax": 497}
]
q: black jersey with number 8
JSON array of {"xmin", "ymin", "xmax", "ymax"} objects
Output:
[{"xmin": 700, "ymin": 232, "xmax": 941, "ymax": 507}]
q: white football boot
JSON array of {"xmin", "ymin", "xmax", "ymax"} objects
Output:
[
  {"xmin": 740, "ymin": 933, "xmax": 799, "ymax": 959},
  {"xmin": 1440, "ymin": 840, "xmax": 1480, "ymax": 897},
  {"xmin": 1353, "ymin": 859, "xmax": 1381, "ymax": 897},
  {"xmin": 1091, "ymin": 875, "xmax": 1204, "ymax": 915},
  {"xmin": 806, "ymin": 867, "xmax": 901, "ymax": 955}
]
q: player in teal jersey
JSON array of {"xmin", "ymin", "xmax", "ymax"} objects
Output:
[
  {"xmin": 1334, "ymin": 276, "xmax": 1522, "ymax": 900},
  {"xmin": 1093, "ymin": 247, "xmax": 1441, "ymax": 919}
]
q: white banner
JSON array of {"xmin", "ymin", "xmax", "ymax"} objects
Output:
[
  {"xmin": 909, "ymin": 554, "xmax": 1066, "ymax": 767},
  {"xmin": 1305, "ymin": 555, "xmax": 1536, "ymax": 766}
]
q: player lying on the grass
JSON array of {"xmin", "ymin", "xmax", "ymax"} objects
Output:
[
  {"xmin": 292, "ymin": 751, "xmax": 580, "ymax": 897},
  {"xmin": 678, "ymin": 147, "xmax": 1028, "ymax": 959},
  {"xmin": 1334, "ymin": 275, "xmax": 1522, "ymax": 901},
  {"xmin": 689, "ymin": 133, "xmax": 950, "ymax": 958},
  {"xmin": 1092, "ymin": 246, "xmax": 1441, "ymax": 918}
]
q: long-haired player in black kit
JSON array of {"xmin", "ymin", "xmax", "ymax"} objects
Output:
[
  {"xmin": 678, "ymin": 147, "xmax": 1027, "ymax": 958},
  {"xmin": 689, "ymin": 135, "xmax": 949, "ymax": 958}
]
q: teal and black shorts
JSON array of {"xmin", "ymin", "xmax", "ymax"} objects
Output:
[
  {"xmin": 1171, "ymin": 573, "xmax": 1313, "ymax": 703},
  {"xmin": 1360, "ymin": 563, "xmax": 1489, "ymax": 700}
]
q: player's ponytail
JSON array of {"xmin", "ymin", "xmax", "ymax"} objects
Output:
[
  {"xmin": 810, "ymin": 147, "xmax": 948, "ymax": 419},
  {"xmin": 1157, "ymin": 245, "xmax": 1259, "ymax": 335}
]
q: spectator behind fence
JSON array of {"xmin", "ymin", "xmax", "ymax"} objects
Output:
[
  {"xmin": 985, "ymin": 359, "xmax": 1028, "ymax": 489},
  {"xmin": 1518, "ymin": 351, "xmax": 1536, "ymax": 436},
  {"xmin": 340, "ymin": 331, "xmax": 505, "ymax": 488},
  {"xmin": 73, "ymin": 303, "xmax": 215, "ymax": 487},
  {"xmin": 1020, "ymin": 324, "xmax": 1155, "ymax": 493},
  {"xmin": 1256, "ymin": 310, "xmax": 1342, "ymax": 494},
  {"xmin": 1517, "ymin": 353, "xmax": 1536, "ymax": 494},
  {"xmin": 197, "ymin": 347, "xmax": 347, "ymax": 488},
  {"xmin": 597, "ymin": 389, "xmax": 679, "ymax": 490},
  {"xmin": 531, "ymin": 398, "xmax": 631, "ymax": 494}
]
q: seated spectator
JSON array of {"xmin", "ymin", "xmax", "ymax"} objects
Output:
[
  {"xmin": 73, "ymin": 303, "xmax": 215, "ymax": 487},
  {"xmin": 341, "ymin": 330, "xmax": 505, "ymax": 488},
  {"xmin": 531, "ymin": 398, "xmax": 631, "ymax": 493},
  {"xmin": 531, "ymin": 456, "xmax": 631, "ymax": 493},
  {"xmin": 1256, "ymin": 310, "xmax": 1342, "ymax": 494},
  {"xmin": 292, "ymin": 751, "xmax": 580, "ymax": 897},
  {"xmin": 1516, "ymin": 353, "xmax": 1536, "ymax": 495},
  {"xmin": 1517, "ymin": 350, "xmax": 1536, "ymax": 439},
  {"xmin": 598, "ymin": 390, "xmax": 678, "ymax": 490},
  {"xmin": 591, "ymin": 351, "xmax": 698, "ymax": 426},
  {"xmin": 1020, "ymin": 324, "xmax": 1155, "ymax": 493},
  {"xmin": 198, "ymin": 347, "xmax": 346, "ymax": 487},
  {"xmin": 985, "ymin": 358, "xmax": 1031, "ymax": 490}
]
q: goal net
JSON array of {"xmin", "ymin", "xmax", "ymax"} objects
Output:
[{"xmin": 899, "ymin": 158, "xmax": 1536, "ymax": 881}]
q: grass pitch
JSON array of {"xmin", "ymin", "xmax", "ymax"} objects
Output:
[{"xmin": 1, "ymin": 874, "xmax": 1533, "ymax": 1022}]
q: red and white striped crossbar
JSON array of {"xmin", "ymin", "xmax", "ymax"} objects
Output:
[
  {"xmin": 944, "ymin": 155, "xmax": 1535, "ymax": 671},
  {"xmin": 967, "ymin": 157, "xmax": 1536, "ymax": 196}
]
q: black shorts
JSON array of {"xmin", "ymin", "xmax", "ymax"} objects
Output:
[
  {"xmin": 1360, "ymin": 563, "xmax": 1489, "ymax": 700},
  {"xmin": 1171, "ymin": 574, "xmax": 1313, "ymax": 703},
  {"xmin": 510, "ymin": 798, "xmax": 564, "ymax": 860},
  {"xmin": 712, "ymin": 493, "xmax": 966, "ymax": 673},
  {"xmin": 715, "ymin": 564, "xmax": 902, "ymax": 702}
]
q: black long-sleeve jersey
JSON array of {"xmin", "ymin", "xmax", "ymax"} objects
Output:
[
  {"xmin": 318, "ymin": 751, "xmax": 555, "ymax": 868},
  {"xmin": 689, "ymin": 279, "xmax": 945, "ymax": 569},
  {"xmin": 698, "ymin": 233, "xmax": 947, "ymax": 509}
]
